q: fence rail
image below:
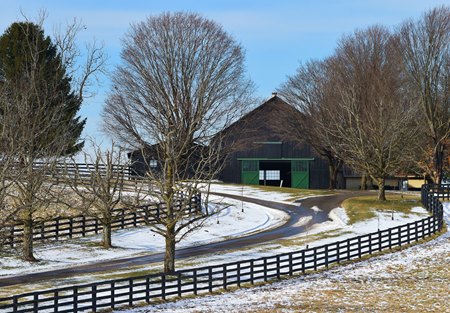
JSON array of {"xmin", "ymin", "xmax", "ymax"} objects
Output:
[
  {"xmin": 0, "ymin": 184, "xmax": 445, "ymax": 313},
  {"xmin": 32, "ymin": 162, "xmax": 133, "ymax": 181},
  {"xmin": 0, "ymin": 194, "xmax": 202, "ymax": 249}
]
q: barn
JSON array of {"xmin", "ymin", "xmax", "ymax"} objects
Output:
[{"xmin": 217, "ymin": 93, "xmax": 332, "ymax": 189}]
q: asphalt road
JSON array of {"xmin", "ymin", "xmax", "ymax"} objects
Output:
[{"xmin": 0, "ymin": 190, "xmax": 368, "ymax": 287}]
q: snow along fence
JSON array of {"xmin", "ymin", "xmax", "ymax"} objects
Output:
[
  {"xmin": 0, "ymin": 194, "xmax": 201, "ymax": 249},
  {"xmin": 0, "ymin": 185, "xmax": 445, "ymax": 313}
]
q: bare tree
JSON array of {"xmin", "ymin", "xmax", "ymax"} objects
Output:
[
  {"xmin": 103, "ymin": 12, "xmax": 253, "ymax": 273},
  {"xmin": 64, "ymin": 141, "xmax": 126, "ymax": 249},
  {"xmin": 399, "ymin": 6, "xmax": 450, "ymax": 185},
  {"xmin": 0, "ymin": 12, "xmax": 106, "ymax": 261},
  {"xmin": 326, "ymin": 26, "xmax": 418, "ymax": 200},
  {"xmin": 279, "ymin": 59, "xmax": 344, "ymax": 189}
]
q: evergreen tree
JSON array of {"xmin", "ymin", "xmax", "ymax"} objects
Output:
[{"xmin": 0, "ymin": 22, "xmax": 85, "ymax": 156}]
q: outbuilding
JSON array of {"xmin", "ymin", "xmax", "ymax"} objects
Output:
[{"xmin": 217, "ymin": 94, "xmax": 332, "ymax": 189}]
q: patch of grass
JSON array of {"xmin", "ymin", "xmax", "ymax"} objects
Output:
[
  {"xmin": 95, "ymin": 268, "xmax": 161, "ymax": 280},
  {"xmin": 278, "ymin": 230, "xmax": 353, "ymax": 247},
  {"xmin": 342, "ymin": 194, "xmax": 423, "ymax": 224}
]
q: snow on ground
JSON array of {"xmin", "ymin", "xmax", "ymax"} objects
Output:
[
  {"xmin": 207, "ymin": 183, "xmax": 327, "ymax": 203},
  {"xmin": 120, "ymin": 203, "xmax": 450, "ymax": 313},
  {"xmin": 0, "ymin": 185, "xmax": 434, "ymax": 299},
  {"xmin": 165, "ymin": 204, "xmax": 430, "ymax": 271},
  {"xmin": 0, "ymin": 195, "xmax": 288, "ymax": 277}
]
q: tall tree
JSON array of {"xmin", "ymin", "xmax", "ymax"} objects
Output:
[
  {"xmin": 399, "ymin": 6, "xmax": 450, "ymax": 185},
  {"xmin": 0, "ymin": 21, "xmax": 85, "ymax": 155},
  {"xmin": 279, "ymin": 59, "xmax": 344, "ymax": 189},
  {"xmin": 103, "ymin": 12, "xmax": 253, "ymax": 273},
  {"xmin": 327, "ymin": 26, "xmax": 418, "ymax": 201},
  {"xmin": 0, "ymin": 14, "xmax": 105, "ymax": 261}
]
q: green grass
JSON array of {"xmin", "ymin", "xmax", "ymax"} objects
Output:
[{"xmin": 342, "ymin": 194, "xmax": 423, "ymax": 224}]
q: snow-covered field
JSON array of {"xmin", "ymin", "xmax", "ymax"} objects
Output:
[
  {"xmin": 0, "ymin": 185, "xmax": 435, "ymax": 305},
  {"xmin": 0, "ymin": 195, "xmax": 288, "ymax": 277},
  {"xmin": 120, "ymin": 203, "xmax": 450, "ymax": 313}
]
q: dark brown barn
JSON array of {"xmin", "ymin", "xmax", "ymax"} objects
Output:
[{"xmin": 217, "ymin": 93, "xmax": 335, "ymax": 189}]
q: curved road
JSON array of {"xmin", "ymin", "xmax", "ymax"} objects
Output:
[{"xmin": 0, "ymin": 190, "xmax": 368, "ymax": 287}]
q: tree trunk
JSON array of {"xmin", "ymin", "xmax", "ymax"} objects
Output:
[
  {"xmin": 23, "ymin": 213, "xmax": 36, "ymax": 262},
  {"xmin": 361, "ymin": 174, "xmax": 368, "ymax": 190},
  {"xmin": 327, "ymin": 158, "xmax": 343, "ymax": 190},
  {"xmin": 328, "ymin": 163, "xmax": 337, "ymax": 190},
  {"xmin": 433, "ymin": 142, "xmax": 445, "ymax": 185},
  {"xmin": 376, "ymin": 177, "xmax": 386, "ymax": 201},
  {"xmin": 164, "ymin": 224, "xmax": 176, "ymax": 274},
  {"xmin": 102, "ymin": 222, "xmax": 112, "ymax": 248}
]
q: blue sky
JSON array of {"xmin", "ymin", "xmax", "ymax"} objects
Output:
[{"xmin": 1, "ymin": 0, "xmax": 449, "ymax": 145}]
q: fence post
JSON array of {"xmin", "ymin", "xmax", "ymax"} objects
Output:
[
  {"xmin": 301, "ymin": 250, "xmax": 306, "ymax": 274},
  {"xmin": 276, "ymin": 256, "xmax": 281, "ymax": 278},
  {"xmin": 358, "ymin": 236, "xmax": 361, "ymax": 258},
  {"xmin": 388, "ymin": 228, "xmax": 392, "ymax": 250},
  {"xmin": 161, "ymin": 274, "xmax": 166, "ymax": 300},
  {"xmin": 111, "ymin": 282, "xmax": 115, "ymax": 309},
  {"xmin": 40, "ymin": 224, "xmax": 45, "ymax": 240},
  {"xmin": 146, "ymin": 277, "xmax": 150, "ymax": 303},
  {"xmin": 223, "ymin": 265, "xmax": 227, "ymax": 290},
  {"xmin": 336, "ymin": 242, "xmax": 340, "ymax": 264},
  {"xmin": 378, "ymin": 230, "xmax": 382, "ymax": 252},
  {"xmin": 368, "ymin": 234, "xmax": 372, "ymax": 255},
  {"xmin": 250, "ymin": 260, "xmax": 255, "ymax": 284},
  {"xmin": 69, "ymin": 218, "xmax": 73, "ymax": 239},
  {"xmin": 237, "ymin": 262, "xmax": 241, "ymax": 287},
  {"xmin": 129, "ymin": 279, "xmax": 133, "ymax": 306},
  {"xmin": 325, "ymin": 245, "xmax": 329, "ymax": 268},
  {"xmin": 54, "ymin": 291, "xmax": 59, "ymax": 313},
  {"xmin": 177, "ymin": 272, "xmax": 182, "ymax": 297},
  {"xmin": 314, "ymin": 247, "xmax": 317, "ymax": 270},
  {"xmin": 289, "ymin": 253, "xmax": 293, "ymax": 276},
  {"xmin": 10, "ymin": 226, "xmax": 14, "ymax": 247},
  {"xmin": 95, "ymin": 219, "xmax": 99, "ymax": 234},
  {"xmin": 82, "ymin": 216, "xmax": 86, "ymax": 236},
  {"xmin": 415, "ymin": 220, "xmax": 420, "ymax": 242},
  {"xmin": 193, "ymin": 269, "xmax": 198, "ymax": 295},
  {"xmin": 92, "ymin": 285, "xmax": 97, "ymax": 312},
  {"xmin": 33, "ymin": 294, "xmax": 38, "ymax": 312},
  {"xmin": 347, "ymin": 239, "xmax": 351, "ymax": 260},
  {"xmin": 12, "ymin": 295, "xmax": 18, "ymax": 313},
  {"xmin": 209, "ymin": 267, "xmax": 213, "ymax": 293},
  {"xmin": 73, "ymin": 287, "xmax": 78, "ymax": 312},
  {"xmin": 55, "ymin": 218, "xmax": 60, "ymax": 240},
  {"xmin": 264, "ymin": 258, "xmax": 268, "ymax": 282}
]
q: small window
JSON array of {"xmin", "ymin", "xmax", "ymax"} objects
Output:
[
  {"xmin": 265, "ymin": 170, "xmax": 280, "ymax": 180},
  {"xmin": 260, "ymin": 170, "xmax": 280, "ymax": 181},
  {"xmin": 149, "ymin": 160, "xmax": 158, "ymax": 168}
]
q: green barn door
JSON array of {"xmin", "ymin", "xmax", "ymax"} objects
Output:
[
  {"xmin": 241, "ymin": 160, "xmax": 259, "ymax": 185},
  {"xmin": 291, "ymin": 160, "xmax": 309, "ymax": 189}
]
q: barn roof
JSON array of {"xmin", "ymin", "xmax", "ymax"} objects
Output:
[{"xmin": 219, "ymin": 93, "xmax": 302, "ymax": 140}]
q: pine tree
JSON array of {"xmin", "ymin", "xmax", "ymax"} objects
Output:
[{"xmin": 0, "ymin": 22, "xmax": 85, "ymax": 156}]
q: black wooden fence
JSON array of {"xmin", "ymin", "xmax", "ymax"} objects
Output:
[
  {"xmin": 1, "ymin": 194, "xmax": 202, "ymax": 249},
  {"xmin": 0, "ymin": 185, "xmax": 445, "ymax": 313},
  {"xmin": 32, "ymin": 162, "xmax": 133, "ymax": 181}
]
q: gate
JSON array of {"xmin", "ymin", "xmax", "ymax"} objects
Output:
[
  {"xmin": 241, "ymin": 160, "xmax": 259, "ymax": 185},
  {"xmin": 291, "ymin": 160, "xmax": 309, "ymax": 188}
]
